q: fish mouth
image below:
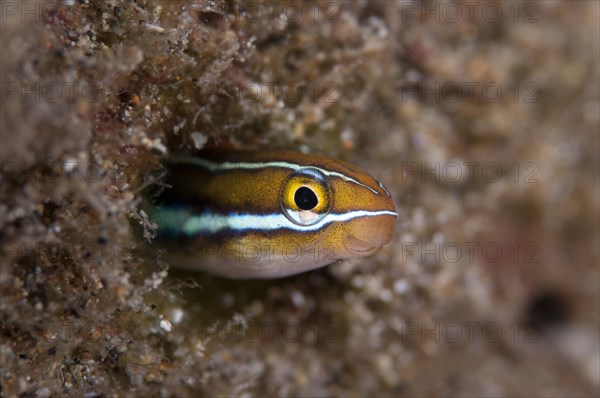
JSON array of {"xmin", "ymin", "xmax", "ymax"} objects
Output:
[{"xmin": 344, "ymin": 235, "xmax": 383, "ymax": 256}]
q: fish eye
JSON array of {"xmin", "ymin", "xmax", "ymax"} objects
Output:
[
  {"xmin": 294, "ymin": 186, "xmax": 318, "ymax": 210},
  {"xmin": 281, "ymin": 168, "xmax": 331, "ymax": 226}
]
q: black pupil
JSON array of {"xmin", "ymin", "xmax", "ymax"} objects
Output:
[{"xmin": 294, "ymin": 187, "xmax": 318, "ymax": 210}]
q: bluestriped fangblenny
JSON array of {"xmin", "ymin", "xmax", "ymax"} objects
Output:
[{"xmin": 149, "ymin": 150, "xmax": 397, "ymax": 279}]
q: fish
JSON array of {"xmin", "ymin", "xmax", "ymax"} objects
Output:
[{"xmin": 148, "ymin": 150, "xmax": 397, "ymax": 279}]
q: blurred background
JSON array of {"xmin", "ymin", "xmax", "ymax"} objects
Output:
[{"xmin": 1, "ymin": 1, "xmax": 598, "ymax": 396}]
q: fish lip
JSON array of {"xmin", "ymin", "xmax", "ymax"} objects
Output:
[{"xmin": 344, "ymin": 235, "xmax": 383, "ymax": 256}]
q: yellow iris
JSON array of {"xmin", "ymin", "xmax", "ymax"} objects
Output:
[{"xmin": 280, "ymin": 169, "xmax": 332, "ymax": 226}]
